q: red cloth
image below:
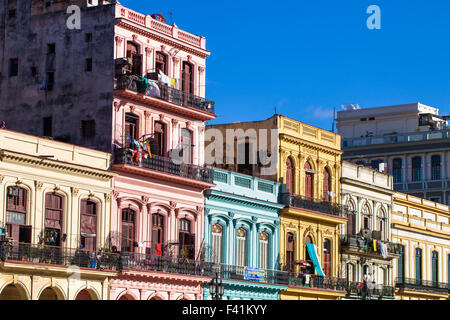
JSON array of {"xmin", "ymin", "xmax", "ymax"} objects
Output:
[{"xmin": 155, "ymin": 243, "xmax": 162, "ymax": 256}]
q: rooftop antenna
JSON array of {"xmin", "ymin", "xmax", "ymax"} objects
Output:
[
  {"xmin": 168, "ymin": 11, "xmax": 173, "ymax": 25},
  {"xmin": 332, "ymin": 106, "xmax": 336, "ymax": 132},
  {"xmin": 275, "ymin": 105, "xmax": 277, "ymax": 115}
]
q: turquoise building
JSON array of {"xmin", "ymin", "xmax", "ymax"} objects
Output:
[{"xmin": 203, "ymin": 168, "xmax": 287, "ymax": 300}]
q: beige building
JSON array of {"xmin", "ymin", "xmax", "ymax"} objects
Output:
[
  {"xmin": 391, "ymin": 193, "xmax": 450, "ymax": 300},
  {"xmin": 0, "ymin": 129, "xmax": 117, "ymax": 300}
]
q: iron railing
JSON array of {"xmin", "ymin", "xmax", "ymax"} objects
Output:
[
  {"xmin": 115, "ymin": 74, "xmax": 215, "ymax": 114},
  {"xmin": 340, "ymin": 235, "xmax": 401, "ymax": 255},
  {"xmin": 282, "ymin": 194, "xmax": 349, "ymax": 217},
  {"xmin": 288, "ymin": 273, "xmax": 347, "ymax": 291},
  {"xmin": 114, "ymin": 147, "xmax": 214, "ymax": 184},
  {"xmin": 346, "ymin": 281, "xmax": 395, "ymax": 298},
  {"xmin": 0, "ymin": 242, "xmax": 120, "ymax": 270},
  {"xmin": 395, "ymin": 277, "xmax": 448, "ymax": 294}
]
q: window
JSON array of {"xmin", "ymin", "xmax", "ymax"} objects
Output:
[
  {"xmin": 179, "ymin": 218, "xmax": 195, "ymax": 259},
  {"xmin": 285, "ymin": 232, "xmax": 295, "ymax": 271},
  {"xmin": 127, "ymin": 42, "xmax": 142, "ymax": 76},
  {"xmin": 86, "ymin": 58, "xmax": 93, "ymax": 72},
  {"xmin": 323, "ymin": 239, "xmax": 331, "ymax": 277},
  {"xmin": 347, "ymin": 200, "xmax": 356, "ymax": 235},
  {"xmin": 85, "ymin": 33, "xmax": 93, "ymax": 42},
  {"xmin": 304, "ymin": 162, "xmax": 313, "ymax": 200},
  {"xmin": 182, "ymin": 61, "xmax": 194, "ymax": 94},
  {"xmin": 323, "ymin": 168, "xmax": 331, "ymax": 201},
  {"xmin": 47, "ymin": 43, "xmax": 55, "ymax": 54},
  {"xmin": 432, "ymin": 251, "xmax": 438, "ymax": 285},
  {"xmin": 152, "ymin": 214, "xmax": 164, "ymax": 255},
  {"xmin": 211, "ymin": 224, "xmax": 223, "ymax": 264},
  {"xmin": 377, "ymin": 207, "xmax": 386, "ymax": 240},
  {"xmin": 411, "ymin": 157, "xmax": 422, "ymax": 182},
  {"xmin": 153, "ymin": 121, "xmax": 166, "ymax": 156},
  {"xmin": 181, "ymin": 128, "xmax": 193, "ymax": 164},
  {"xmin": 393, "ymin": 158, "xmax": 403, "ymax": 183},
  {"xmin": 125, "ymin": 113, "xmax": 139, "ymax": 148},
  {"xmin": 236, "ymin": 228, "xmax": 247, "ymax": 267},
  {"xmin": 347, "ymin": 263, "xmax": 355, "ymax": 282},
  {"xmin": 285, "ymin": 157, "xmax": 294, "ymax": 194},
  {"xmin": 121, "ymin": 208, "xmax": 136, "ymax": 253},
  {"xmin": 259, "ymin": 232, "xmax": 269, "ymax": 270},
  {"xmin": 81, "ymin": 120, "xmax": 95, "ymax": 138},
  {"xmin": 8, "ymin": 9, "xmax": 16, "ymax": 18},
  {"xmin": 43, "ymin": 117, "xmax": 52, "ymax": 137},
  {"xmin": 415, "ymin": 248, "xmax": 422, "ymax": 284},
  {"xmin": 155, "ymin": 52, "xmax": 167, "ymax": 75},
  {"xmin": 397, "ymin": 245, "xmax": 405, "ymax": 282},
  {"xmin": 6, "ymin": 187, "xmax": 30, "ymax": 243},
  {"xmin": 9, "ymin": 58, "xmax": 18, "ymax": 77},
  {"xmin": 80, "ymin": 200, "xmax": 97, "ymax": 251},
  {"xmin": 44, "ymin": 193, "xmax": 63, "ymax": 247},
  {"xmin": 431, "ymin": 155, "xmax": 441, "ymax": 180},
  {"xmin": 45, "ymin": 72, "xmax": 54, "ymax": 90},
  {"xmin": 362, "ymin": 203, "xmax": 371, "ymax": 230}
]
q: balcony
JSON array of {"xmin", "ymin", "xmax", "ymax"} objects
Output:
[
  {"xmin": 395, "ymin": 277, "xmax": 449, "ymax": 294},
  {"xmin": 114, "ymin": 148, "xmax": 214, "ymax": 184},
  {"xmin": 115, "ymin": 74, "xmax": 215, "ymax": 115},
  {"xmin": 288, "ymin": 273, "xmax": 347, "ymax": 291},
  {"xmin": 340, "ymin": 235, "xmax": 401, "ymax": 257},
  {"xmin": 346, "ymin": 281, "xmax": 395, "ymax": 299},
  {"xmin": 282, "ymin": 194, "xmax": 348, "ymax": 218},
  {"xmin": 0, "ymin": 242, "xmax": 120, "ymax": 271}
]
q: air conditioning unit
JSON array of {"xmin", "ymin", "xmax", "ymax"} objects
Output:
[{"xmin": 361, "ymin": 229, "xmax": 371, "ymax": 238}]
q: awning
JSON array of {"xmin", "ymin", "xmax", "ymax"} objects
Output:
[{"xmin": 305, "ymin": 242, "xmax": 325, "ymax": 277}]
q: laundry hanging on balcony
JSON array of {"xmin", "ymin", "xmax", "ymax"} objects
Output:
[
  {"xmin": 143, "ymin": 79, "xmax": 161, "ymax": 98},
  {"xmin": 305, "ymin": 242, "xmax": 325, "ymax": 277},
  {"xmin": 126, "ymin": 136, "xmax": 152, "ymax": 160}
]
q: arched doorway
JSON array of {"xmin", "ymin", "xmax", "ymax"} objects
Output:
[
  {"xmin": 0, "ymin": 284, "xmax": 28, "ymax": 300},
  {"xmin": 304, "ymin": 236, "xmax": 314, "ymax": 274},
  {"xmin": 118, "ymin": 294, "xmax": 135, "ymax": 300},
  {"xmin": 75, "ymin": 289, "xmax": 94, "ymax": 300},
  {"xmin": 39, "ymin": 287, "xmax": 61, "ymax": 300}
]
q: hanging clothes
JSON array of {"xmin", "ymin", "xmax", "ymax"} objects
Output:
[
  {"xmin": 305, "ymin": 242, "xmax": 326, "ymax": 277},
  {"xmin": 155, "ymin": 243, "xmax": 162, "ymax": 256},
  {"xmin": 126, "ymin": 136, "xmax": 134, "ymax": 148},
  {"xmin": 373, "ymin": 239, "xmax": 377, "ymax": 252},
  {"xmin": 145, "ymin": 80, "xmax": 161, "ymax": 97}
]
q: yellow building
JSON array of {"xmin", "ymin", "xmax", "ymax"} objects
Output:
[
  {"xmin": 0, "ymin": 129, "xmax": 117, "ymax": 300},
  {"xmin": 207, "ymin": 115, "xmax": 347, "ymax": 300},
  {"xmin": 391, "ymin": 193, "xmax": 450, "ymax": 300}
]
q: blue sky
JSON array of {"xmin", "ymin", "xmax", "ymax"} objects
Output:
[{"xmin": 120, "ymin": 0, "xmax": 450, "ymax": 131}]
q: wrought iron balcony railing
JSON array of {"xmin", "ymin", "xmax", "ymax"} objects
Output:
[
  {"xmin": 0, "ymin": 242, "xmax": 120, "ymax": 271},
  {"xmin": 288, "ymin": 273, "xmax": 347, "ymax": 291},
  {"xmin": 114, "ymin": 148, "xmax": 214, "ymax": 184},
  {"xmin": 115, "ymin": 74, "xmax": 215, "ymax": 114},
  {"xmin": 340, "ymin": 235, "xmax": 401, "ymax": 256},
  {"xmin": 346, "ymin": 281, "xmax": 395, "ymax": 298},
  {"xmin": 281, "ymin": 193, "xmax": 348, "ymax": 217},
  {"xmin": 395, "ymin": 277, "xmax": 449, "ymax": 294}
]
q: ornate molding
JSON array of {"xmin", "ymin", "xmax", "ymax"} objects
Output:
[
  {"xmin": 144, "ymin": 111, "xmax": 151, "ymax": 119},
  {"xmin": 132, "ymin": 34, "xmax": 138, "ymax": 42},
  {"xmin": 15, "ymin": 179, "xmax": 22, "ymax": 186},
  {"xmin": 35, "ymin": 181, "xmax": 44, "ymax": 191},
  {"xmin": 71, "ymin": 187, "xmax": 79, "ymax": 196},
  {"xmin": 172, "ymin": 118, "xmax": 179, "ymax": 126},
  {"xmin": 129, "ymin": 105, "xmax": 135, "ymax": 114},
  {"xmin": 198, "ymin": 66, "xmax": 205, "ymax": 73},
  {"xmin": 115, "ymin": 36, "xmax": 123, "ymax": 44},
  {"xmin": 142, "ymin": 195, "xmax": 150, "ymax": 203},
  {"xmin": 145, "ymin": 47, "xmax": 153, "ymax": 55},
  {"xmin": 105, "ymin": 193, "xmax": 112, "ymax": 202}
]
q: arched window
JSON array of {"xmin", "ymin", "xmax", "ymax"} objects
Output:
[
  {"xmin": 323, "ymin": 168, "xmax": 331, "ymax": 201},
  {"xmin": 125, "ymin": 113, "xmax": 139, "ymax": 148},
  {"xmin": 304, "ymin": 235, "xmax": 314, "ymax": 274},
  {"xmin": 259, "ymin": 232, "xmax": 269, "ymax": 270},
  {"xmin": 432, "ymin": 251, "xmax": 438, "ymax": 285},
  {"xmin": 393, "ymin": 158, "xmax": 403, "ymax": 183},
  {"xmin": 415, "ymin": 248, "xmax": 422, "ymax": 284},
  {"xmin": 236, "ymin": 228, "xmax": 247, "ymax": 267},
  {"xmin": 152, "ymin": 214, "xmax": 164, "ymax": 255},
  {"xmin": 285, "ymin": 157, "xmax": 294, "ymax": 194},
  {"xmin": 44, "ymin": 193, "xmax": 64, "ymax": 247},
  {"xmin": 121, "ymin": 208, "xmax": 136, "ymax": 253},
  {"xmin": 377, "ymin": 207, "xmax": 386, "ymax": 240},
  {"xmin": 304, "ymin": 162, "xmax": 313, "ymax": 200},
  {"xmin": 285, "ymin": 232, "xmax": 295, "ymax": 271},
  {"xmin": 411, "ymin": 157, "xmax": 422, "ymax": 182},
  {"xmin": 6, "ymin": 186, "xmax": 30, "ymax": 244},
  {"xmin": 347, "ymin": 263, "xmax": 355, "ymax": 282},
  {"xmin": 182, "ymin": 61, "xmax": 194, "ymax": 95},
  {"xmin": 126, "ymin": 42, "xmax": 141, "ymax": 76},
  {"xmin": 431, "ymin": 155, "xmax": 441, "ymax": 180},
  {"xmin": 179, "ymin": 218, "xmax": 195, "ymax": 259},
  {"xmin": 397, "ymin": 244, "xmax": 405, "ymax": 282},
  {"xmin": 347, "ymin": 200, "xmax": 356, "ymax": 235},
  {"xmin": 80, "ymin": 200, "xmax": 97, "ymax": 251},
  {"xmin": 153, "ymin": 121, "xmax": 166, "ymax": 157},
  {"xmin": 323, "ymin": 239, "xmax": 331, "ymax": 277},
  {"xmin": 211, "ymin": 224, "xmax": 223, "ymax": 264},
  {"xmin": 181, "ymin": 128, "xmax": 193, "ymax": 164},
  {"xmin": 155, "ymin": 52, "xmax": 167, "ymax": 75},
  {"xmin": 362, "ymin": 203, "xmax": 371, "ymax": 230}
]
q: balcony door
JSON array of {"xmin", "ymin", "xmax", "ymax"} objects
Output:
[
  {"xmin": 179, "ymin": 219, "xmax": 195, "ymax": 259},
  {"xmin": 285, "ymin": 158, "xmax": 294, "ymax": 194},
  {"xmin": 181, "ymin": 128, "xmax": 193, "ymax": 164},
  {"xmin": 80, "ymin": 200, "xmax": 97, "ymax": 251},
  {"xmin": 127, "ymin": 42, "xmax": 142, "ymax": 76},
  {"xmin": 286, "ymin": 232, "xmax": 294, "ymax": 271},
  {"xmin": 152, "ymin": 214, "xmax": 164, "ymax": 256},
  {"xmin": 415, "ymin": 248, "xmax": 422, "ymax": 284},
  {"xmin": 211, "ymin": 224, "xmax": 223, "ymax": 264},
  {"xmin": 304, "ymin": 236, "xmax": 314, "ymax": 275},
  {"xmin": 121, "ymin": 208, "xmax": 136, "ymax": 253},
  {"xmin": 323, "ymin": 239, "xmax": 331, "ymax": 277},
  {"xmin": 153, "ymin": 121, "xmax": 166, "ymax": 157},
  {"xmin": 304, "ymin": 162, "xmax": 313, "ymax": 200},
  {"xmin": 432, "ymin": 251, "xmax": 438, "ymax": 285},
  {"xmin": 323, "ymin": 168, "xmax": 330, "ymax": 201},
  {"xmin": 6, "ymin": 187, "xmax": 31, "ymax": 244},
  {"xmin": 182, "ymin": 61, "xmax": 193, "ymax": 95},
  {"xmin": 44, "ymin": 193, "xmax": 64, "ymax": 247},
  {"xmin": 125, "ymin": 113, "xmax": 139, "ymax": 148},
  {"xmin": 155, "ymin": 52, "xmax": 167, "ymax": 75}
]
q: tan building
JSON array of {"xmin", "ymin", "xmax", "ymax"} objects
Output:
[
  {"xmin": 207, "ymin": 115, "xmax": 348, "ymax": 300},
  {"xmin": 0, "ymin": 129, "xmax": 117, "ymax": 300},
  {"xmin": 391, "ymin": 193, "xmax": 450, "ymax": 300}
]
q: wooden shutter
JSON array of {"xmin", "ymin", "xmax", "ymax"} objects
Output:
[
  {"xmin": 80, "ymin": 200, "xmax": 97, "ymax": 251},
  {"xmin": 154, "ymin": 121, "xmax": 165, "ymax": 156},
  {"xmin": 182, "ymin": 62, "xmax": 193, "ymax": 94},
  {"xmin": 304, "ymin": 162, "xmax": 313, "ymax": 200},
  {"xmin": 323, "ymin": 168, "xmax": 330, "ymax": 201},
  {"xmin": 286, "ymin": 158, "xmax": 293, "ymax": 194}
]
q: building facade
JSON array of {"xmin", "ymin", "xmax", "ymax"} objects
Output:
[
  {"xmin": 203, "ymin": 168, "xmax": 287, "ymax": 300},
  {"xmin": 337, "ymin": 103, "xmax": 450, "ymax": 204},
  {"xmin": 207, "ymin": 115, "xmax": 348, "ymax": 300},
  {"xmin": 391, "ymin": 193, "xmax": 450, "ymax": 300},
  {"xmin": 340, "ymin": 161, "xmax": 398, "ymax": 300},
  {"xmin": 0, "ymin": 129, "xmax": 116, "ymax": 300}
]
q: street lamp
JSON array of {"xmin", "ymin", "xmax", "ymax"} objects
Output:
[{"xmin": 209, "ymin": 272, "xmax": 225, "ymax": 300}]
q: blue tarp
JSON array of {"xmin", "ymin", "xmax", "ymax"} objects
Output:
[{"xmin": 305, "ymin": 242, "xmax": 325, "ymax": 277}]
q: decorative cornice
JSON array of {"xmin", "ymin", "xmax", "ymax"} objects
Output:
[{"xmin": 279, "ymin": 134, "xmax": 343, "ymax": 155}]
